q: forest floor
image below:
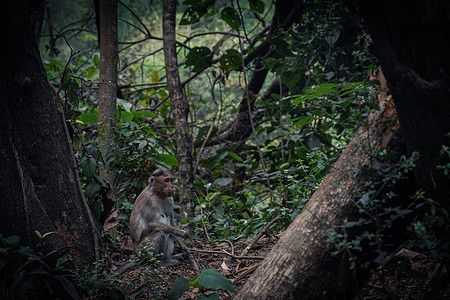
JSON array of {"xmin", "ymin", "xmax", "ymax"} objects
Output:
[{"xmin": 86, "ymin": 236, "xmax": 449, "ymax": 299}]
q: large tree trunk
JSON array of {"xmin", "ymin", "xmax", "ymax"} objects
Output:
[
  {"xmin": 0, "ymin": 0, "xmax": 96, "ymax": 267},
  {"xmin": 237, "ymin": 75, "xmax": 403, "ymax": 299},
  {"xmin": 98, "ymin": 0, "xmax": 118, "ymax": 186},
  {"xmin": 163, "ymin": 0, "xmax": 195, "ymax": 219},
  {"xmin": 358, "ymin": 0, "xmax": 450, "ymax": 208}
]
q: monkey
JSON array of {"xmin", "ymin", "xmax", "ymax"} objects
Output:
[{"xmin": 129, "ymin": 168, "xmax": 189, "ymax": 265}]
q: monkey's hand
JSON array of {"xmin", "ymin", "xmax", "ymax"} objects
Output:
[{"xmin": 178, "ymin": 229, "xmax": 189, "ymax": 239}]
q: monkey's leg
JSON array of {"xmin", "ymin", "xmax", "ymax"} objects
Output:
[
  {"xmin": 161, "ymin": 234, "xmax": 184, "ymax": 266},
  {"xmin": 142, "ymin": 230, "xmax": 167, "ymax": 258},
  {"xmin": 164, "ymin": 233, "xmax": 174, "ymax": 258}
]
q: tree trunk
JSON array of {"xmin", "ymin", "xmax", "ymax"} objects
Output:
[
  {"xmin": 0, "ymin": 0, "xmax": 96, "ymax": 268},
  {"xmin": 163, "ymin": 0, "xmax": 195, "ymax": 219},
  {"xmin": 98, "ymin": 0, "xmax": 118, "ymax": 186},
  {"xmin": 358, "ymin": 0, "xmax": 450, "ymax": 207},
  {"xmin": 236, "ymin": 76, "xmax": 402, "ymax": 299}
]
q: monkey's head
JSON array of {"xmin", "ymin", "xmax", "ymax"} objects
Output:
[{"xmin": 149, "ymin": 168, "xmax": 175, "ymax": 198}]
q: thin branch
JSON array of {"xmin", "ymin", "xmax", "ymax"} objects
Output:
[
  {"xmin": 233, "ymin": 264, "xmax": 259, "ymax": 284},
  {"xmin": 194, "ymin": 73, "xmax": 220, "ymax": 174},
  {"xmin": 118, "ymin": 17, "xmax": 148, "ymax": 36},
  {"xmin": 189, "ymin": 248, "xmax": 264, "ymax": 260},
  {"xmin": 234, "ymin": 0, "xmax": 273, "ymax": 202},
  {"xmin": 122, "ymin": 83, "xmax": 167, "ymax": 95},
  {"xmin": 118, "ymin": 0, "xmax": 151, "ymax": 36},
  {"xmin": 241, "ymin": 214, "xmax": 284, "ymax": 256},
  {"xmin": 180, "ymin": 58, "xmax": 220, "ymax": 87},
  {"xmin": 119, "ymin": 47, "xmax": 163, "ymax": 71},
  {"xmin": 179, "ymin": 30, "xmax": 243, "ymax": 42},
  {"xmin": 196, "ymin": 194, "xmax": 211, "ymax": 244}
]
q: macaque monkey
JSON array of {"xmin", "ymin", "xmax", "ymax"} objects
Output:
[{"xmin": 130, "ymin": 168, "xmax": 189, "ymax": 264}]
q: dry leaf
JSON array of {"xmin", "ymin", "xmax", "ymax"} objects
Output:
[{"xmin": 103, "ymin": 209, "xmax": 120, "ymax": 232}]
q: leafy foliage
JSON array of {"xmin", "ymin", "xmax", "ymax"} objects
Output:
[
  {"xmin": 31, "ymin": 0, "xmax": 450, "ymax": 298},
  {"xmin": 41, "ymin": 0, "xmax": 379, "ymax": 257},
  {"xmin": 168, "ymin": 269, "xmax": 234, "ymax": 299},
  {"xmin": 326, "ymin": 152, "xmax": 419, "ymax": 267},
  {"xmin": 0, "ymin": 233, "xmax": 79, "ymax": 299}
]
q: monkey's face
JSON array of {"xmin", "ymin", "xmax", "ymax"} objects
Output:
[
  {"xmin": 151, "ymin": 171, "xmax": 175, "ymax": 198},
  {"xmin": 162, "ymin": 175, "xmax": 175, "ymax": 197}
]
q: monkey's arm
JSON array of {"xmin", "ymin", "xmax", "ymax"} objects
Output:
[{"xmin": 146, "ymin": 221, "xmax": 189, "ymax": 238}]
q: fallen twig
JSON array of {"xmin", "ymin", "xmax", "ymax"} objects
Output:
[
  {"xmin": 189, "ymin": 248, "xmax": 264, "ymax": 260},
  {"xmin": 241, "ymin": 214, "xmax": 284, "ymax": 256},
  {"xmin": 233, "ymin": 264, "xmax": 259, "ymax": 284}
]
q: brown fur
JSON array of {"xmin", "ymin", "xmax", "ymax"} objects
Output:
[{"xmin": 130, "ymin": 168, "xmax": 188, "ymax": 261}]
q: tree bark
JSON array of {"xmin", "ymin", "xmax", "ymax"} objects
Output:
[
  {"xmin": 236, "ymin": 76, "xmax": 402, "ymax": 299},
  {"xmin": 0, "ymin": 0, "xmax": 96, "ymax": 268},
  {"xmin": 163, "ymin": 0, "xmax": 195, "ymax": 219},
  {"xmin": 98, "ymin": 0, "xmax": 118, "ymax": 186},
  {"xmin": 357, "ymin": 0, "xmax": 450, "ymax": 206}
]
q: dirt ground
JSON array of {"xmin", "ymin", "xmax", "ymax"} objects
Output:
[{"xmin": 85, "ymin": 236, "xmax": 449, "ymax": 299}]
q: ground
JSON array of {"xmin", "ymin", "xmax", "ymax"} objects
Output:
[
  {"xmin": 80, "ymin": 233, "xmax": 449, "ymax": 299},
  {"xmin": 82, "ymin": 235, "xmax": 276, "ymax": 299}
]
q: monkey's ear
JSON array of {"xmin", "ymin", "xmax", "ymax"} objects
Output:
[{"xmin": 149, "ymin": 176, "xmax": 155, "ymax": 185}]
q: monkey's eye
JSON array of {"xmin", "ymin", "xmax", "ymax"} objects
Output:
[{"xmin": 164, "ymin": 178, "xmax": 173, "ymax": 183}]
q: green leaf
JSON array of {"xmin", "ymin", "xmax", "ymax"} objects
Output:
[
  {"xmin": 281, "ymin": 71, "xmax": 300, "ymax": 90},
  {"xmin": 214, "ymin": 151, "xmax": 228, "ymax": 164},
  {"xmin": 198, "ymin": 269, "xmax": 234, "ymax": 293},
  {"xmin": 42, "ymin": 231, "xmax": 56, "ymax": 238},
  {"xmin": 93, "ymin": 54, "xmax": 100, "ymax": 65},
  {"xmin": 227, "ymin": 151, "xmax": 243, "ymax": 162},
  {"xmin": 213, "ymin": 178, "xmax": 233, "ymax": 186},
  {"xmin": 195, "ymin": 125, "xmax": 218, "ymax": 146},
  {"xmin": 161, "ymin": 154, "xmax": 178, "ymax": 167},
  {"xmin": 128, "ymin": 68, "xmax": 136, "ymax": 79},
  {"xmin": 221, "ymin": 7, "xmax": 240, "ymax": 31},
  {"xmin": 78, "ymin": 112, "xmax": 98, "ymax": 126},
  {"xmin": 133, "ymin": 110, "xmax": 157, "ymax": 119},
  {"xmin": 135, "ymin": 140, "xmax": 148, "ymax": 150},
  {"xmin": 248, "ymin": 0, "xmax": 264, "ymax": 14},
  {"xmin": 80, "ymin": 157, "xmax": 97, "ymax": 182},
  {"xmin": 168, "ymin": 277, "xmax": 189, "ymax": 300},
  {"xmin": 56, "ymin": 276, "xmax": 80, "ymax": 300},
  {"xmin": 189, "ymin": 275, "xmax": 202, "ymax": 288},
  {"xmin": 34, "ymin": 230, "xmax": 43, "ymax": 239},
  {"xmin": 293, "ymin": 116, "xmax": 317, "ymax": 127},
  {"xmin": 315, "ymin": 83, "xmax": 337, "ymax": 96},
  {"xmin": 271, "ymin": 36, "xmax": 293, "ymax": 57},
  {"xmin": 117, "ymin": 98, "xmax": 132, "ymax": 112},
  {"xmin": 61, "ymin": 77, "xmax": 80, "ymax": 108},
  {"xmin": 186, "ymin": 46, "xmax": 213, "ymax": 73},
  {"xmin": 86, "ymin": 67, "xmax": 96, "ymax": 80},
  {"xmin": 119, "ymin": 110, "xmax": 134, "ymax": 123},
  {"xmin": 85, "ymin": 183, "xmax": 101, "ymax": 199},
  {"xmin": 219, "ymin": 49, "xmax": 243, "ymax": 71},
  {"xmin": 180, "ymin": 6, "xmax": 202, "ymax": 25},
  {"xmin": 91, "ymin": 199, "xmax": 102, "ymax": 220},
  {"xmin": 151, "ymin": 70, "xmax": 159, "ymax": 83}
]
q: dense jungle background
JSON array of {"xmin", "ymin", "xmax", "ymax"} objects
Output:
[{"xmin": 1, "ymin": 0, "xmax": 449, "ymax": 299}]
